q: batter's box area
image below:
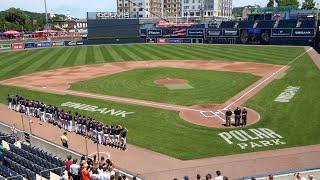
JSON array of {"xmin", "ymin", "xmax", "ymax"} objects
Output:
[{"xmin": 200, "ymin": 111, "xmax": 216, "ymax": 118}]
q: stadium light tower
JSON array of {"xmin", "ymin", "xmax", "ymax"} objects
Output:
[{"xmin": 44, "ymin": 0, "xmax": 49, "ymax": 39}]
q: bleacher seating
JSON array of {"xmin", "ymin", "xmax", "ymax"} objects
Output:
[
  {"xmin": 277, "ymin": 20, "xmax": 297, "ymax": 28},
  {"xmin": 220, "ymin": 21, "xmax": 237, "ymax": 28},
  {"xmin": 0, "ymin": 132, "xmax": 66, "ymax": 179},
  {"xmin": 0, "ymin": 165, "xmax": 22, "ymax": 180},
  {"xmin": 238, "ymin": 21, "xmax": 255, "ymax": 29},
  {"xmin": 256, "ymin": 20, "xmax": 276, "ymax": 29},
  {"xmin": 300, "ymin": 20, "xmax": 315, "ymax": 28}
]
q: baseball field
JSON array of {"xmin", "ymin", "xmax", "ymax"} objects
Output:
[{"xmin": 0, "ymin": 44, "xmax": 319, "ymax": 160}]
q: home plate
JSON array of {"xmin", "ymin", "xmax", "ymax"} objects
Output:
[{"xmin": 200, "ymin": 111, "xmax": 216, "ymax": 118}]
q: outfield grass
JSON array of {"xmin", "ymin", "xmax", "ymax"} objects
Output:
[
  {"xmin": 0, "ymin": 44, "xmax": 305, "ymax": 81},
  {"xmin": 0, "ymin": 45, "xmax": 319, "ymax": 160},
  {"xmin": 70, "ymin": 67, "xmax": 260, "ymax": 105}
]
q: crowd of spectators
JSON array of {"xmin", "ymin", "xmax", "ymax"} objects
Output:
[
  {"xmin": 7, "ymin": 95, "xmax": 128, "ymax": 150},
  {"xmin": 65, "ymin": 155, "xmax": 136, "ymax": 180},
  {"xmin": 173, "ymin": 170, "xmax": 227, "ymax": 180}
]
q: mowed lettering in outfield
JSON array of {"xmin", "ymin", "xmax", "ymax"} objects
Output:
[
  {"xmin": 61, "ymin": 101, "xmax": 134, "ymax": 118},
  {"xmin": 218, "ymin": 128, "xmax": 285, "ymax": 149}
]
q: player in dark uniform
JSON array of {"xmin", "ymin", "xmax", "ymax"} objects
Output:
[
  {"xmin": 241, "ymin": 108, "xmax": 248, "ymax": 126},
  {"xmin": 109, "ymin": 125, "xmax": 115, "ymax": 146},
  {"xmin": 120, "ymin": 127, "xmax": 128, "ymax": 150},
  {"xmin": 225, "ymin": 108, "xmax": 232, "ymax": 127},
  {"xmin": 234, "ymin": 107, "xmax": 241, "ymax": 126},
  {"xmin": 114, "ymin": 125, "xmax": 121, "ymax": 148}
]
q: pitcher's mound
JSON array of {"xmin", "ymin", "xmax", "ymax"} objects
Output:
[{"xmin": 154, "ymin": 78, "xmax": 193, "ymax": 90}]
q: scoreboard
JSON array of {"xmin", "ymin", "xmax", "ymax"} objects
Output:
[{"xmin": 87, "ymin": 12, "xmax": 140, "ymax": 40}]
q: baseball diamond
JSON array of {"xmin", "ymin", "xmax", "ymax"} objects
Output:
[{"xmin": 0, "ymin": 44, "xmax": 320, "ymax": 179}]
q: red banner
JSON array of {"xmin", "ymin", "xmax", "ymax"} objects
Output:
[
  {"xmin": 11, "ymin": 43, "xmax": 24, "ymax": 50},
  {"xmin": 157, "ymin": 38, "xmax": 168, "ymax": 43}
]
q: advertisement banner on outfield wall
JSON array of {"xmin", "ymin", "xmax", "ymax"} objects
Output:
[
  {"xmin": 187, "ymin": 29, "xmax": 204, "ymax": 36},
  {"xmin": 181, "ymin": 38, "xmax": 192, "ymax": 43},
  {"xmin": 147, "ymin": 29, "xmax": 162, "ymax": 37},
  {"xmin": 271, "ymin": 29, "xmax": 292, "ymax": 37},
  {"xmin": 168, "ymin": 38, "xmax": 181, "ymax": 43},
  {"xmin": 11, "ymin": 43, "xmax": 24, "ymax": 50},
  {"xmin": 292, "ymin": 29, "xmax": 315, "ymax": 37},
  {"xmin": 207, "ymin": 29, "xmax": 222, "ymax": 37},
  {"xmin": 37, "ymin": 41, "xmax": 52, "ymax": 48},
  {"xmin": 223, "ymin": 29, "xmax": 239, "ymax": 37},
  {"xmin": 52, "ymin": 41, "xmax": 64, "ymax": 46},
  {"xmin": 157, "ymin": 38, "xmax": 168, "ymax": 43},
  {"xmin": 64, "ymin": 41, "xmax": 85, "ymax": 46},
  {"xmin": 76, "ymin": 41, "xmax": 84, "ymax": 45},
  {"xmin": 0, "ymin": 44, "xmax": 11, "ymax": 50},
  {"xmin": 24, "ymin": 42, "xmax": 37, "ymax": 49}
]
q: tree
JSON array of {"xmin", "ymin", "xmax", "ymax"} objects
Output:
[
  {"xmin": 302, "ymin": 0, "xmax": 316, "ymax": 9},
  {"xmin": 267, "ymin": 0, "xmax": 275, "ymax": 7},
  {"xmin": 276, "ymin": 0, "xmax": 300, "ymax": 8}
]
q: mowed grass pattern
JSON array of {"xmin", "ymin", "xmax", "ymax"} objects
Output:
[
  {"xmin": 0, "ymin": 45, "xmax": 319, "ymax": 160},
  {"xmin": 71, "ymin": 68, "xmax": 260, "ymax": 105},
  {"xmin": 0, "ymin": 44, "xmax": 305, "ymax": 80}
]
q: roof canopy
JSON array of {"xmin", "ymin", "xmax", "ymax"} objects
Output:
[{"xmin": 3, "ymin": 30, "xmax": 21, "ymax": 35}]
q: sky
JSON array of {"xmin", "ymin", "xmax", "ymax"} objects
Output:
[{"xmin": 0, "ymin": 0, "xmax": 318, "ymax": 18}]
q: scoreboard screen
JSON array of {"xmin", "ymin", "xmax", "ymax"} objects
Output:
[{"xmin": 87, "ymin": 12, "xmax": 140, "ymax": 40}]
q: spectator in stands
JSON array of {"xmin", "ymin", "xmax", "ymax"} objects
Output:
[
  {"xmin": 294, "ymin": 173, "xmax": 307, "ymax": 180},
  {"xmin": 90, "ymin": 168, "xmax": 100, "ymax": 180},
  {"xmin": 308, "ymin": 175, "xmax": 314, "ymax": 180},
  {"xmin": 110, "ymin": 175, "xmax": 115, "ymax": 180},
  {"xmin": 214, "ymin": 170, "xmax": 224, "ymax": 180},
  {"xmin": 81, "ymin": 164, "xmax": 91, "ymax": 180},
  {"xmin": 184, "ymin": 176, "xmax": 189, "ymax": 180},
  {"xmin": 99, "ymin": 166, "xmax": 110, "ymax": 180},
  {"xmin": 61, "ymin": 132, "xmax": 68, "ymax": 148},
  {"xmin": 223, "ymin": 177, "xmax": 228, "ymax": 180},
  {"xmin": 70, "ymin": 158, "xmax": 80, "ymax": 180},
  {"xmin": 206, "ymin": 174, "xmax": 212, "ymax": 180},
  {"xmin": 132, "ymin": 177, "xmax": 137, "ymax": 180},
  {"xmin": 65, "ymin": 155, "xmax": 73, "ymax": 179},
  {"xmin": 267, "ymin": 175, "xmax": 274, "ymax": 180},
  {"xmin": 0, "ymin": 140, "xmax": 3, "ymax": 165},
  {"xmin": 98, "ymin": 165, "xmax": 104, "ymax": 174},
  {"xmin": 196, "ymin": 174, "xmax": 201, "ymax": 180}
]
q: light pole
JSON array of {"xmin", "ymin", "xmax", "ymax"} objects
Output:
[{"xmin": 44, "ymin": 0, "xmax": 49, "ymax": 39}]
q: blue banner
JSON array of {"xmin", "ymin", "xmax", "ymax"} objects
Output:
[
  {"xmin": 207, "ymin": 29, "xmax": 222, "ymax": 37},
  {"xmin": 147, "ymin": 29, "xmax": 162, "ymax": 37},
  {"xmin": 187, "ymin": 29, "xmax": 204, "ymax": 36},
  {"xmin": 52, "ymin": 41, "xmax": 64, "ymax": 46},
  {"xmin": 24, "ymin": 42, "xmax": 36, "ymax": 49},
  {"xmin": 76, "ymin": 41, "xmax": 84, "ymax": 45},
  {"xmin": 36, "ymin": 41, "xmax": 51, "ymax": 48},
  {"xmin": 292, "ymin": 29, "xmax": 315, "ymax": 37},
  {"xmin": 168, "ymin": 38, "xmax": 180, "ymax": 44},
  {"xmin": 223, "ymin": 29, "xmax": 239, "ymax": 37},
  {"xmin": 181, "ymin": 38, "xmax": 192, "ymax": 43},
  {"xmin": 140, "ymin": 29, "xmax": 147, "ymax": 37},
  {"xmin": 64, "ymin": 41, "xmax": 77, "ymax": 46},
  {"xmin": 271, "ymin": 29, "xmax": 292, "ymax": 37}
]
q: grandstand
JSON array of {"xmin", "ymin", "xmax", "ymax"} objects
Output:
[{"xmin": 0, "ymin": 131, "xmax": 65, "ymax": 179}]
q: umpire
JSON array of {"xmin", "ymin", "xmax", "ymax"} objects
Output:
[
  {"xmin": 234, "ymin": 107, "xmax": 241, "ymax": 126},
  {"xmin": 225, "ymin": 109, "xmax": 232, "ymax": 127}
]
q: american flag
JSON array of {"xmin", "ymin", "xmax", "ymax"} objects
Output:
[{"xmin": 171, "ymin": 28, "xmax": 186, "ymax": 37}]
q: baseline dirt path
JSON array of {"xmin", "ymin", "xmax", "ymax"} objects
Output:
[
  {"xmin": 1, "ymin": 105, "xmax": 320, "ymax": 180},
  {"xmin": 0, "ymin": 60, "xmax": 286, "ymax": 128},
  {"xmin": 306, "ymin": 47, "xmax": 320, "ymax": 70}
]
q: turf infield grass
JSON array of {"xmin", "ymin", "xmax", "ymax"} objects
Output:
[
  {"xmin": 70, "ymin": 67, "xmax": 260, "ymax": 105},
  {"xmin": 0, "ymin": 45, "xmax": 319, "ymax": 160}
]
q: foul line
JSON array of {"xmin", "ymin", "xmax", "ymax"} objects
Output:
[{"xmin": 223, "ymin": 48, "xmax": 312, "ymax": 110}]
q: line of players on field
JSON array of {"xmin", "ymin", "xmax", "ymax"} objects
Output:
[
  {"xmin": 224, "ymin": 107, "xmax": 247, "ymax": 127},
  {"xmin": 6, "ymin": 95, "xmax": 128, "ymax": 150}
]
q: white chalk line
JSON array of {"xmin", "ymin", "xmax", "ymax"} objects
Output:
[
  {"xmin": 223, "ymin": 48, "xmax": 312, "ymax": 110},
  {"xmin": 3, "ymin": 48, "xmax": 310, "ymax": 122}
]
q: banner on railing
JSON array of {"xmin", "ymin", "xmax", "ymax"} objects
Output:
[
  {"xmin": 37, "ymin": 41, "xmax": 52, "ymax": 48},
  {"xmin": 11, "ymin": 43, "xmax": 24, "ymax": 50},
  {"xmin": 24, "ymin": 42, "xmax": 37, "ymax": 49},
  {"xmin": 0, "ymin": 44, "xmax": 11, "ymax": 50}
]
